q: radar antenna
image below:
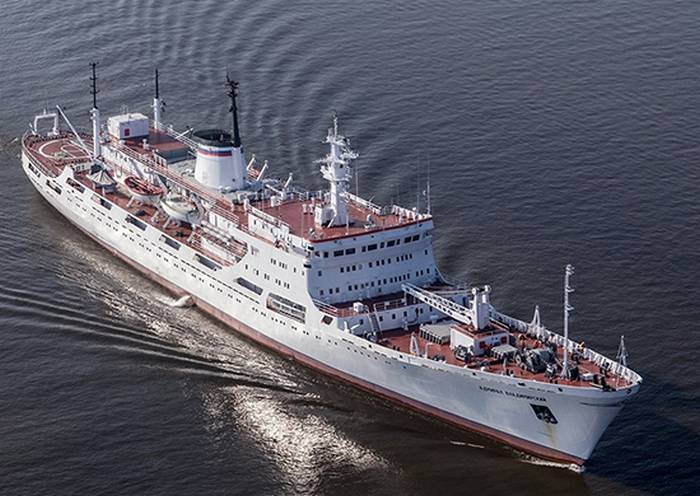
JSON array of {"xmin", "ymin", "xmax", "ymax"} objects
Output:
[{"xmin": 225, "ymin": 74, "xmax": 242, "ymax": 148}]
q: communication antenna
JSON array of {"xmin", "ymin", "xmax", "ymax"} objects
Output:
[
  {"xmin": 152, "ymin": 68, "xmax": 164, "ymax": 128},
  {"xmin": 155, "ymin": 68, "xmax": 160, "ymax": 99},
  {"xmin": 89, "ymin": 62, "xmax": 101, "ymax": 159},
  {"xmin": 225, "ymin": 74, "xmax": 242, "ymax": 147},
  {"xmin": 616, "ymin": 335, "xmax": 628, "ymax": 368},
  {"xmin": 355, "ymin": 138, "xmax": 359, "ymax": 197},
  {"xmin": 616, "ymin": 335, "xmax": 628, "ymax": 387},
  {"xmin": 90, "ymin": 62, "xmax": 99, "ymax": 109},
  {"xmin": 561, "ymin": 264, "xmax": 575, "ymax": 378},
  {"xmin": 416, "ymin": 158, "xmax": 420, "ymax": 212},
  {"xmin": 426, "ymin": 155, "xmax": 432, "ymax": 215}
]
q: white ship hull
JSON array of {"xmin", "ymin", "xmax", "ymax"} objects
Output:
[{"xmin": 22, "ymin": 152, "xmax": 640, "ymax": 466}]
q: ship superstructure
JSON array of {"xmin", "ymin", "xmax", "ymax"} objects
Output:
[{"xmin": 20, "ymin": 67, "xmax": 642, "ymax": 469}]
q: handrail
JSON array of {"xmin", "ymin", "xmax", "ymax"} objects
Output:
[
  {"xmin": 22, "ymin": 132, "xmax": 91, "ymax": 177},
  {"xmin": 490, "ymin": 309, "xmax": 643, "ymax": 385},
  {"xmin": 345, "ymin": 191, "xmax": 382, "ymax": 215},
  {"xmin": 109, "ymin": 140, "xmax": 241, "ymax": 226},
  {"xmin": 152, "ymin": 120, "xmax": 200, "ymax": 150}
]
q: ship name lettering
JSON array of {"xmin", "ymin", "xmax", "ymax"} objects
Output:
[{"xmin": 479, "ymin": 386, "xmax": 546, "ymax": 403}]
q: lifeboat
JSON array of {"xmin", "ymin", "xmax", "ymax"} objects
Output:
[
  {"xmin": 161, "ymin": 194, "xmax": 202, "ymax": 225},
  {"xmin": 124, "ymin": 176, "xmax": 163, "ymax": 204},
  {"xmin": 87, "ymin": 168, "xmax": 116, "ymax": 192}
]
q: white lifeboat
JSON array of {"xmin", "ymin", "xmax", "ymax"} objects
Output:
[
  {"xmin": 87, "ymin": 168, "xmax": 116, "ymax": 191},
  {"xmin": 124, "ymin": 176, "xmax": 163, "ymax": 204},
  {"xmin": 161, "ymin": 194, "xmax": 201, "ymax": 225}
]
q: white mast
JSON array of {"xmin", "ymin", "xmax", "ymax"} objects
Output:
[
  {"xmin": 561, "ymin": 264, "xmax": 575, "ymax": 378},
  {"xmin": 89, "ymin": 62, "xmax": 101, "ymax": 159},
  {"xmin": 315, "ymin": 114, "xmax": 358, "ymax": 227}
]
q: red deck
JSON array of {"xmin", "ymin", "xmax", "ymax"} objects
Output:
[
  {"xmin": 26, "ymin": 130, "xmax": 428, "ymax": 244},
  {"xmin": 380, "ymin": 324, "xmax": 631, "ymax": 389},
  {"xmin": 77, "ymin": 173, "xmax": 244, "ymax": 266},
  {"xmin": 23, "ymin": 133, "xmax": 92, "ymax": 176},
  {"xmin": 115, "ymin": 131, "xmax": 429, "ymax": 242},
  {"xmin": 253, "ymin": 197, "xmax": 426, "ymax": 241},
  {"xmin": 22, "ymin": 133, "xmax": 243, "ymax": 265}
]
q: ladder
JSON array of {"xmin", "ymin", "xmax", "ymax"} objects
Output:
[{"xmin": 369, "ymin": 311, "xmax": 381, "ymax": 334}]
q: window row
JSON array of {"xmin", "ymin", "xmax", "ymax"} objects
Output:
[
  {"xmin": 314, "ymin": 233, "xmax": 425, "ymax": 258},
  {"xmin": 319, "ymin": 268, "xmax": 432, "ymax": 296}
]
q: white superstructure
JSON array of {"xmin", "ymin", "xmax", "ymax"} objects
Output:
[{"xmin": 20, "ymin": 69, "xmax": 642, "ymax": 469}]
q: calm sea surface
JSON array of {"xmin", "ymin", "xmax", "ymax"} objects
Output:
[{"xmin": 1, "ymin": 1, "xmax": 699, "ymax": 494}]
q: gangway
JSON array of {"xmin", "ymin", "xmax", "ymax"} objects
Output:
[{"xmin": 401, "ymin": 283, "xmax": 475, "ymax": 327}]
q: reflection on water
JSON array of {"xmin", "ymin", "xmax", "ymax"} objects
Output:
[
  {"xmin": 202, "ymin": 387, "xmax": 392, "ymax": 494},
  {"xmin": 1, "ymin": 0, "xmax": 699, "ymax": 494}
]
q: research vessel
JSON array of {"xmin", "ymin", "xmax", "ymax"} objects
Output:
[{"xmin": 20, "ymin": 66, "xmax": 642, "ymax": 468}]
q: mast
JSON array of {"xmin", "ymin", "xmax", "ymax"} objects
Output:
[
  {"xmin": 426, "ymin": 156, "xmax": 432, "ymax": 215},
  {"xmin": 226, "ymin": 74, "xmax": 242, "ymax": 147},
  {"xmin": 152, "ymin": 68, "xmax": 162, "ymax": 129},
  {"xmin": 616, "ymin": 335, "xmax": 628, "ymax": 367},
  {"xmin": 89, "ymin": 62, "xmax": 101, "ymax": 159},
  {"xmin": 561, "ymin": 264, "xmax": 575, "ymax": 378},
  {"xmin": 223, "ymin": 74, "xmax": 246, "ymax": 189},
  {"xmin": 315, "ymin": 114, "xmax": 358, "ymax": 227},
  {"xmin": 616, "ymin": 335, "xmax": 628, "ymax": 387}
]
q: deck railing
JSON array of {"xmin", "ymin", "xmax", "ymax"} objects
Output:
[
  {"xmin": 22, "ymin": 132, "xmax": 92, "ymax": 177},
  {"xmin": 110, "ymin": 140, "xmax": 242, "ymax": 226},
  {"xmin": 491, "ymin": 309, "xmax": 643, "ymax": 385},
  {"xmin": 372, "ymin": 297, "xmax": 407, "ymax": 312}
]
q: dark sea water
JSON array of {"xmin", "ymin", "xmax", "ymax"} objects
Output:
[{"xmin": 1, "ymin": 0, "xmax": 699, "ymax": 494}]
